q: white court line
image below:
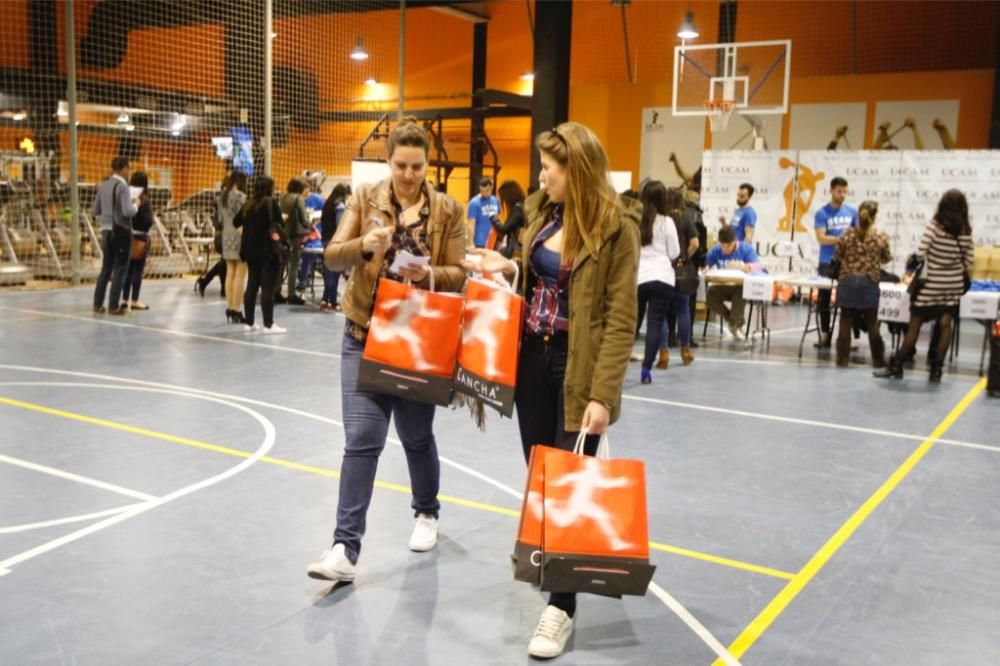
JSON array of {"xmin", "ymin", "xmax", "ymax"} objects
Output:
[
  {"xmin": 648, "ymin": 581, "xmax": 741, "ymax": 666},
  {"xmin": 0, "ymin": 505, "xmax": 138, "ymax": 534},
  {"xmin": 0, "ymin": 384, "xmax": 276, "ymax": 575},
  {"xmin": 0, "ymin": 453, "xmax": 158, "ymax": 501},
  {"xmin": 621, "ymin": 393, "xmax": 999, "ymax": 454},
  {"xmin": 0, "ymin": 369, "xmax": 521, "ymax": 501},
  {"xmin": 0, "ymin": 369, "xmax": 737, "ymax": 661},
  {"xmin": 0, "ymin": 305, "xmax": 342, "ymax": 360}
]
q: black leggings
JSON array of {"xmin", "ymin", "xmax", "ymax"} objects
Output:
[
  {"xmin": 897, "ymin": 309, "xmax": 955, "ymax": 366},
  {"xmin": 244, "ymin": 259, "xmax": 280, "ymax": 328},
  {"xmin": 514, "ymin": 333, "xmax": 600, "ymax": 618}
]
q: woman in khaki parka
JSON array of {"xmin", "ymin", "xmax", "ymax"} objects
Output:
[{"xmin": 465, "ymin": 121, "xmax": 640, "ymax": 660}]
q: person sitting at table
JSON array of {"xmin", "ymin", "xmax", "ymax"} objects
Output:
[
  {"xmin": 705, "ymin": 225, "xmax": 761, "ymax": 341},
  {"xmin": 833, "ymin": 200, "xmax": 891, "ymax": 368},
  {"xmin": 296, "ymin": 221, "xmax": 324, "ymax": 294}
]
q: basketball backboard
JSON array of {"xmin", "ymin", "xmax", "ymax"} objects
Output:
[{"xmin": 672, "ymin": 40, "xmax": 791, "ymax": 117}]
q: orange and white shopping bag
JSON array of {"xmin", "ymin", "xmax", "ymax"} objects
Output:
[
  {"xmin": 359, "ymin": 276, "xmax": 464, "ymax": 406},
  {"xmin": 453, "ymin": 274, "xmax": 524, "ymax": 416},
  {"xmin": 540, "ymin": 434, "xmax": 656, "ymax": 597}
]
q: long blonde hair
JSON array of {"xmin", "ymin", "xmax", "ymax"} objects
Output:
[{"xmin": 535, "ymin": 122, "xmax": 620, "ymax": 262}]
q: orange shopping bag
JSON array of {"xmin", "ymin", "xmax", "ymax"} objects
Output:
[
  {"xmin": 512, "ymin": 443, "xmax": 548, "ymax": 585},
  {"xmin": 358, "ymin": 276, "xmax": 464, "ymax": 406},
  {"xmin": 453, "ymin": 274, "xmax": 524, "ymax": 417},
  {"xmin": 539, "ymin": 434, "xmax": 656, "ymax": 597}
]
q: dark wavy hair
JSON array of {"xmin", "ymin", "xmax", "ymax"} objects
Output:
[
  {"xmin": 935, "ymin": 189, "xmax": 971, "ymax": 236},
  {"xmin": 639, "ymin": 180, "xmax": 669, "ymax": 247},
  {"xmin": 243, "ymin": 176, "xmax": 275, "ymax": 215}
]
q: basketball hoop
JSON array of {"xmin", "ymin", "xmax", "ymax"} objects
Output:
[{"xmin": 703, "ymin": 100, "xmax": 736, "ymax": 133}]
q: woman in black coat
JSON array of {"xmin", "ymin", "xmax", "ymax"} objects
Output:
[{"xmin": 234, "ymin": 176, "xmax": 288, "ymax": 334}]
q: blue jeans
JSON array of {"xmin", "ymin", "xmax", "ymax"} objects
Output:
[
  {"xmin": 321, "ymin": 266, "xmax": 341, "ymax": 305},
  {"xmin": 334, "ymin": 331, "xmax": 441, "ymax": 563},
  {"xmin": 297, "ymin": 251, "xmax": 317, "ymax": 291},
  {"xmin": 672, "ymin": 292, "xmax": 692, "ymax": 346},
  {"xmin": 93, "ymin": 228, "xmax": 132, "ymax": 310},
  {"xmin": 638, "ymin": 281, "xmax": 674, "ymax": 370}
]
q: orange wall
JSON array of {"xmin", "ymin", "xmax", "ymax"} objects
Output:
[
  {"xmin": 572, "ymin": 67, "xmax": 996, "ymax": 188},
  {"xmin": 2, "ymin": 1, "xmax": 997, "ymax": 203}
]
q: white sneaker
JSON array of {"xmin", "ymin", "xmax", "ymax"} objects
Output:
[
  {"xmin": 262, "ymin": 323, "xmax": 287, "ymax": 334},
  {"xmin": 629, "ymin": 351, "xmax": 642, "ymax": 362},
  {"xmin": 408, "ymin": 513, "xmax": 438, "ymax": 552},
  {"xmin": 306, "ymin": 543, "xmax": 356, "ymax": 582},
  {"xmin": 528, "ymin": 605, "xmax": 573, "ymax": 659},
  {"xmin": 727, "ymin": 323, "xmax": 746, "ymax": 341},
  {"xmin": 244, "ymin": 323, "xmax": 261, "ymax": 333}
]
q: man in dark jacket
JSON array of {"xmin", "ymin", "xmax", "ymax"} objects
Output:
[{"xmin": 92, "ymin": 157, "xmax": 138, "ymax": 315}]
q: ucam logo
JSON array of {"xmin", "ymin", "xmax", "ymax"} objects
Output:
[
  {"xmin": 941, "ymin": 168, "xmax": 977, "ymax": 178},
  {"xmin": 891, "ymin": 167, "xmax": 931, "ymax": 177},
  {"xmin": 969, "ymin": 190, "xmax": 1000, "ymax": 201},
  {"xmin": 719, "ymin": 165, "xmax": 751, "ymax": 175},
  {"xmin": 847, "ymin": 167, "xmax": 879, "ymax": 177},
  {"xmin": 916, "ymin": 190, "xmax": 941, "ymax": 200},
  {"xmin": 865, "ymin": 189, "xmax": 899, "ymax": 199},
  {"xmin": 645, "ymin": 110, "xmax": 664, "ymax": 132}
]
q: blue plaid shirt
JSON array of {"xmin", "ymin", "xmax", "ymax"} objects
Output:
[{"xmin": 525, "ymin": 206, "xmax": 570, "ymax": 336}]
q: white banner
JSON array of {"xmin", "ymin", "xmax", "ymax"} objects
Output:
[
  {"xmin": 701, "ymin": 149, "xmax": 999, "ymax": 278},
  {"xmin": 898, "ymin": 151, "xmax": 1000, "ymax": 266},
  {"xmin": 795, "ymin": 150, "xmax": 902, "ymax": 273},
  {"xmin": 700, "ymin": 150, "xmax": 798, "ymax": 275}
]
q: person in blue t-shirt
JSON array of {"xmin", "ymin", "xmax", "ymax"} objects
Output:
[
  {"xmin": 813, "ymin": 176, "xmax": 859, "ymax": 348},
  {"xmin": 705, "ymin": 226, "xmax": 762, "ymax": 341},
  {"xmin": 718, "ymin": 182, "xmax": 757, "ymax": 242},
  {"xmin": 467, "ymin": 177, "xmax": 501, "ymax": 248}
]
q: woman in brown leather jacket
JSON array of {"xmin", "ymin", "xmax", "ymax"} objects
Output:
[
  {"xmin": 306, "ymin": 119, "xmax": 466, "ymax": 585},
  {"xmin": 465, "ymin": 121, "xmax": 640, "ymax": 660}
]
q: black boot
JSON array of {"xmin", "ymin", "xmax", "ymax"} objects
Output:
[
  {"xmin": 871, "ymin": 338, "xmax": 886, "ymax": 369},
  {"xmin": 873, "ymin": 355, "xmax": 903, "ymax": 379},
  {"xmin": 835, "ymin": 336, "xmax": 850, "ymax": 367},
  {"xmin": 928, "ymin": 362, "xmax": 943, "ymax": 383}
]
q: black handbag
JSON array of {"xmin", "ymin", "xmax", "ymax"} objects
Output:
[
  {"xmin": 674, "ymin": 261, "xmax": 699, "ymax": 296},
  {"xmin": 267, "ymin": 199, "xmax": 290, "ymax": 265},
  {"xmin": 905, "ymin": 254, "xmax": 928, "ymax": 301},
  {"xmin": 672, "ymin": 220, "xmax": 699, "ymax": 296}
]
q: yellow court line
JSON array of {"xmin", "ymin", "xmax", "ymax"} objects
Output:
[
  {"xmin": 0, "ymin": 394, "xmax": 785, "ymax": 578},
  {"xmin": 648, "ymin": 542, "xmax": 795, "ymax": 581},
  {"xmin": 713, "ymin": 378, "xmax": 988, "ymax": 665}
]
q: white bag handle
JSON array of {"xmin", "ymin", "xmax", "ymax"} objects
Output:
[
  {"xmin": 482, "ymin": 259, "xmax": 519, "ymax": 293},
  {"xmin": 573, "ymin": 430, "xmax": 611, "ymax": 459},
  {"xmin": 403, "ymin": 264, "xmax": 435, "ymax": 292}
]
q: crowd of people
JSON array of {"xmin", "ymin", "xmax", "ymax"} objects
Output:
[{"xmin": 84, "ymin": 116, "xmax": 980, "ymax": 661}]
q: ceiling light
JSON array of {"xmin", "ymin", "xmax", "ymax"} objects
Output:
[
  {"xmin": 677, "ymin": 10, "xmax": 699, "ymax": 40},
  {"xmin": 56, "ymin": 101, "xmax": 68, "ymax": 117},
  {"xmin": 171, "ymin": 129, "xmax": 180, "ymax": 137},
  {"xmin": 12, "ymin": 111, "xmax": 26, "ymax": 121},
  {"xmin": 350, "ymin": 36, "xmax": 369, "ymax": 61},
  {"xmin": 117, "ymin": 110, "xmax": 130, "ymax": 124},
  {"xmin": 171, "ymin": 114, "xmax": 186, "ymax": 132},
  {"xmin": 520, "ymin": 72, "xmax": 535, "ymax": 82},
  {"xmin": 270, "ymin": 32, "xmax": 278, "ymax": 39},
  {"xmin": 125, "ymin": 124, "xmax": 135, "ymax": 132},
  {"xmin": 365, "ymin": 77, "xmax": 378, "ymax": 86}
]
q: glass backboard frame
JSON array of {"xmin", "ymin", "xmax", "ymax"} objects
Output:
[{"xmin": 672, "ymin": 39, "xmax": 792, "ymax": 117}]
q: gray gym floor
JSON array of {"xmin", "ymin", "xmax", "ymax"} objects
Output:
[{"xmin": 0, "ymin": 280, "xmax": 996, "ymax": 665}]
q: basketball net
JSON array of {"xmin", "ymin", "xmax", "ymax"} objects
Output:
[{"xmin": 704, "ymin": 100, "xmax": 736, "ymax": 133}]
